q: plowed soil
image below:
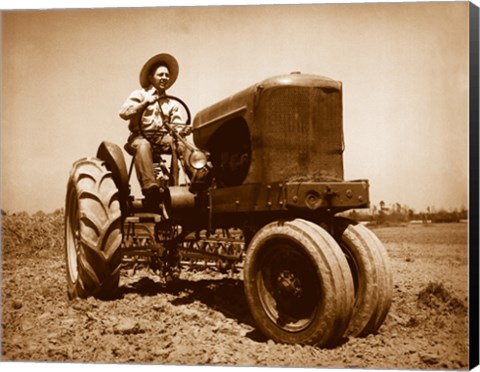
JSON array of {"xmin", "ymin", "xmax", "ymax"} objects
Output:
[{"xmin": 1, "ymin": 215, "xmax": 469, "ymax": 369}]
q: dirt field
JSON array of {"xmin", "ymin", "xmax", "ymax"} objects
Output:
[{"xmin": 1, "ymin": 214, "xmax": 470, "ymax": 369}]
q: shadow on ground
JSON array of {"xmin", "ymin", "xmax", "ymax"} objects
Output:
[{"xmin": 117, "ymin": 273, "xmax": 264, "ymax": 340}]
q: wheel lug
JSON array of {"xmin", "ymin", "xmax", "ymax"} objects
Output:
[{"xmin": 277, "ymin": 271, "xmax": 303, "ymax": 298}]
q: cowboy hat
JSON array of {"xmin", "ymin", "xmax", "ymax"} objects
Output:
[{"xmin": 139, "ymin": 53, "xmax": 179, "ymax": 89}]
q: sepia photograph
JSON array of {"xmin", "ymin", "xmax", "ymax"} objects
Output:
[{"xmin": 1, "ymin": 0, "xmax": 478, "ymax": 370}]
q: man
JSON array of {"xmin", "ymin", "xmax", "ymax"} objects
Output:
[{"xmin": 119, "ymin": 53, "xmax": 184, "ymax": 206}]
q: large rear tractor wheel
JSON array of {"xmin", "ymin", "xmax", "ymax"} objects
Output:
[
  {"xmin": 244, "ymin": 219, "xmax": 354, "ymax": 347},
  {"xmin": 65, "ymin": 158, "xmax": 123, "ymax": 300},
  {"xmin": 333, "ymin": 217, "xmax": 393, "ymax": 337}
]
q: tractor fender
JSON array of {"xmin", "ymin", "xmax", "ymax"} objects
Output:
[{"xmin": 96, "ymin": 141, "xmax": 130, "ymax": 216}]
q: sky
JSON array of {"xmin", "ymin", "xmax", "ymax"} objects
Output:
[{"xmin": 1, "ymin": 0, "xmax": 473, "ymax": 214}]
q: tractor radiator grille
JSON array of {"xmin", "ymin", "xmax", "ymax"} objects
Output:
[{"xmin": 259, "ymin": 86, "xmax": 344, "ymax": 183}]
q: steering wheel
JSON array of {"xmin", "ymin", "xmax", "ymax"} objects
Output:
[{"xmin": 139, "ymin": 95, "xmax": 192, "ymax": 145}]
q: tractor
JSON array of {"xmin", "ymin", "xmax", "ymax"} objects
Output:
[{"xmin": 65, "ymin": 72, "xmax": 393, "ymax": 347}]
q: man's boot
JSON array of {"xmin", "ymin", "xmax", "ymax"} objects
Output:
[{"xmin": 142, "ymin": 185, "xmax": 162, "ymax": 212}]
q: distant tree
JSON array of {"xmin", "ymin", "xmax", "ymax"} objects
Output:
[
  {"xmin": 33, "ymin": 210, "xmax": 46, "ymax": 218},
  {"xmin": 408, "ymin": 209, "xmax": 414, "ymax": 221},
  {"xmin": 395, "ymin": 203, "xmax": 401, "ymax": 213},
  {"xmin": 52, "ymin": 208, "xmax": 64, "ymax": 216}
]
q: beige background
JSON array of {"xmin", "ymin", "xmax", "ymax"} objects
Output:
[{"xmin": 1, "ymin": 1, "xmax": 470, "ymax": 213}]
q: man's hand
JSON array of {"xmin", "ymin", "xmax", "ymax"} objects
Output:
[
  {"xmin": 144, "ymin": 87, "xmax": 159, "ymax": 104},
  {"xmin": 181, "ymin": 126, "xmax": 193, "ymax": 136}
]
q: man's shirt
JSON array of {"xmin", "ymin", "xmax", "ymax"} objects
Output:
[{"xmin": 119, "ymin": 88, "xmax": 183, "ymax": 133}]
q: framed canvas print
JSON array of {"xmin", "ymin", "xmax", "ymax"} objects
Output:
[{"xmin": 1, "ymin": 0, "xmax": 479, "ymax": 370}]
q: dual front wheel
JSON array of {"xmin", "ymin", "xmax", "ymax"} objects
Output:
[{"xmin": 243, "ymin": 218, "xmax": 392, "ymax": 347}]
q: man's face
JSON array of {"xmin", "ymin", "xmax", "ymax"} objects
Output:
[{"xmin": 150, "ymin": 65, "xmax": 170, "ymax": 91}]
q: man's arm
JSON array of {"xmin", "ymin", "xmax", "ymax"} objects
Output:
[
  {"xmin": 119, "ymin": 88, "xmax": 158, "ymax": 120},
  {"xmin": 119, "ymin": 89, "xmax": 145, "ymax": 120}
]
